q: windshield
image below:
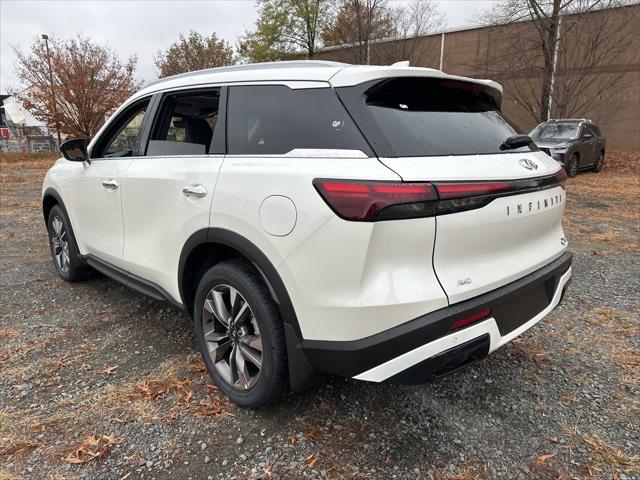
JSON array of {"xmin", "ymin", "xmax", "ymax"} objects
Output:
[
  {"xmin": 337, "ymin": 77, "xmax": 533, "ymax": 157},
  {"xmin": 530, "ymin": 123, "xmax": 579, "ymax": 140}
]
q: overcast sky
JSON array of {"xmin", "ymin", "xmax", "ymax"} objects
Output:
[{"xmin": 0, "ymin": 0, "xmax": 500, "ymax": 92}]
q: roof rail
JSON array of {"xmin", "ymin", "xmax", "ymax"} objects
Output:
[
  {"xmin": 145, "ymin": 60, "xmax": 350, "ymax": 88},
  {"xmin": 549, "ymin": 118, "xmax": 591, "ymax": 123}
]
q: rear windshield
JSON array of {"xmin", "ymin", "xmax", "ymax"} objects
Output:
[{"xmin": 338, "ymin": 77, "xmax": 533, "ymax": 157}]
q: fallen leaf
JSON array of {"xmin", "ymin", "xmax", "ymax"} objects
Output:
[
  {"xmin": 304, "ymin": 428, "xmax": 317, "ymax": 440},
  {"xmin": 63, "ymin": 434, "xmax": 122, "ymax": 464},
  {"xmin": 306, "ymin": 454, "xmax": 318, "ymax": 468},
  {"xmin": 102, "ymin": 365, "xmax": 118, "ymax": 375},
  {"xmin": 536, "ymin": 453, "xmax": 555, "ymax": 464}
]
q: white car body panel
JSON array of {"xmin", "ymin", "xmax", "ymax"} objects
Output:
[
  {"xmin": 45, "ymin": 158, "xmax": 132, "ymax": 268},
  {"xmin": 279, "ymin": 215, "xmax": 448, "ymax": 340},
  {"xmin": 121, "ymin": 155, "xmax": 224, "ymax": 301},
  {"xmin": 434, "ymin": 186, "xmax": 567, "ymax": 304}
]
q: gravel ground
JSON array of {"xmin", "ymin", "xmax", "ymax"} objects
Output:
[{"xmin": 1, "ymin": 152, "xmax": 639, "ymax": 480}]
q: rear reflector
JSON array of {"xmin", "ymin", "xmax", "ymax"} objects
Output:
[
  {"xmin": 313, "ymin": 179, "xmax": 437, "ymax": 221},
  {"xmin": 314, "ymin": 169, "xmax": 567, "ymax": 221},
  {"xmin": 450, "ymin": 309, "xmax": 492, "ymax": 331}
]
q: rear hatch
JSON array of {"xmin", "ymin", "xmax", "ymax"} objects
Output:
[{"xmin": 337, "ymin": 76, "xmax": 568, "ymax": 304}]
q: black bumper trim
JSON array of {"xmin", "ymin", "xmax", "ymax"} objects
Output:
[
  {"xmin": 301, "ymin": 251, "xmax": 572, "ymax": 378},
  {"xmin": 387, "ymin": 334, "xmax": 490, "ymax": 384}
]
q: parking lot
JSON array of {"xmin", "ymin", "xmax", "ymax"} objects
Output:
[{"xmin": 1, "ymin": 152, "xmax": 638, "ymax": 480}]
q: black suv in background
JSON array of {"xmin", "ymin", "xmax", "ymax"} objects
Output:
[{"xmin": 530, "ymin": 119, "xmax": 606, "ymax": 177}]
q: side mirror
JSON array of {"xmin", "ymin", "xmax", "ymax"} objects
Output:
[
  {"xmin": 60, "ymin": 138, "xmax": 90, "ymax": 163},
  {"xmin": 582, "ymin": 133, "xmax": 593, "ymax": 139}
]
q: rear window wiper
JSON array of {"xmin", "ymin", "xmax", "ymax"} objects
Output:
[{"xmin": 500, "ymin": 134, "xmax": 532, "ymax": 150}]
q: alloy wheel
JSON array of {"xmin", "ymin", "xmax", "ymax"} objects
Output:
[
  {"xmin": 51, "ymin": 216, "xmax": 70, "ymax": 273},
  {"xmin": 569, "ymin": 156, "xmax": 578, "ymax": 177},
  {"xmin": 201, "ymin": 284, "xmax": 263, "ymax": 390}
]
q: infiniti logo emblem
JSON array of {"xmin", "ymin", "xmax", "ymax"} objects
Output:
[{"xmin": 519, "ymin": 158, "xmax": 538, "ymax": 170}]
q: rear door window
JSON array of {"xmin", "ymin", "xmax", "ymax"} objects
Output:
[
  {"xmin": 226, "ymin": 85, "xmax": 371, "ymax": 156},
  {"xmin": 146, "ymin": 89, "xmax": 221, "ymax": 156},
  {"xmin": 338, "ymin": 77, "xmax": 534, "ymax": 158}
]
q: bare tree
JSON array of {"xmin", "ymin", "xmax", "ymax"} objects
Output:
[
  {"xmin": 322, "ymin": 0, "xmax": 395, "ymax": 64},
  {"xmin": 11, "ymin": 34, "xmax": 140, "ymax": 138},
  {"xmin": 375, "ymin": 0, "xmax": 446, "ymax": 65},
  {"xmin": 475, "ymin": 0, "xmax": 637, "ymax": 123},
  {"xmin": 394, "ymin": 0, "xmax": 446, "ymax": 39}
]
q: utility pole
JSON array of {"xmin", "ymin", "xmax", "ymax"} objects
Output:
[{"xmin": 42, "ymin": 34, "xmax": 61, "ymax": 147}]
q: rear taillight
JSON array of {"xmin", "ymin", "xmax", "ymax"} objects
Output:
[
  {"xmin": 450, "ymin": 308, "xmax": 492, "ymax": 331},
  {"xmin": 313, "ymin": 179, "xmax": 437, "ymax": 221},
  {"xmin": 554, "ymin": 168, "xmax": 568, "ymax": 189},
  {"xmin": 314, "ymin": 169, "xmax": 567, "ymax": 221}
]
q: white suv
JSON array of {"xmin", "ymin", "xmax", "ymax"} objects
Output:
[{"xmin": 43, "ymin": 61, "xmax": 572, "ymax": 407}]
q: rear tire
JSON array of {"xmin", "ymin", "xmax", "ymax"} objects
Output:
[
  {"xmin": 593, "ymin": 150, "xmax": 605, "ymax": 172},
  {"xmin": 565, "ymin": 154, "xmax": 579, "ymax": 178},
  {"xmin": 47, "ymin": 205, "xmax": 91, "ymax": 282},
  {"xmin": 194, "ymin": 260, "xmax": 288, "ymax": 408}
]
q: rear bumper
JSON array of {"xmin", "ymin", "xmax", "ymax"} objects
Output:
[{"xmin": 300, "ymin": 250, "xmax": 572, "ymax": 382}]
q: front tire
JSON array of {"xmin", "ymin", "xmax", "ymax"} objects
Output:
[
  {"xmin": 47, "ymin": 205, "xmax": 91, "ymax": 282},
  {"xmin": 194, "ymin": 260, "xmax": 288, "ymax": 408},
  {"xmin": 593, "ymin": 150, "xmax": 605, "ymax": 172},
  {"xmin": 565, "ymin": 154, "xmax": 579, "ymax": 178}
]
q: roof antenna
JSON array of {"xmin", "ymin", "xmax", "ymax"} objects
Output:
[{"xmin": 390, "ymin": 61, "xmax": 410, "ymax": 67}]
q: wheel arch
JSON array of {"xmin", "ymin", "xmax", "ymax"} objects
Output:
[
  {"xmin": 178, "ymin": 228, "xmax": 322, "ymax": 391},
  {"xmin": 42, "ymin": 188, "xmax": 65, "ymax": 226}
]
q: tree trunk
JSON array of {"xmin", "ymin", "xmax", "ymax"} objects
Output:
[{"xmin": 538, "ymin": 0, "xmax": 561, "ymax": 122}]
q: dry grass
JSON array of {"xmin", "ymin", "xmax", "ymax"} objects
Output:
[
  {"xmin": 562, "ymin": 150, "xmax": 640, "ymax": 251},
  {"xmin": 0, "ymin": 409, "xmax": 41, "ymax": 459},
  {"xmin": 0, "ymin": 152, "xmax": 57, "ymax": 185},
  {"xmin": 562, "ymin": 423, "xmax": 640, "ymax": 473},
  {"xmin": 0, "ymin": 468, "xmax": 23, "ymax": 480},
  {"xmin": 0, "ymin": 152, "xmax": 59, "ymax": 170},
  {"xmin": 428, "ymin": 460, "xmax": 493, "ymax": 480},
  {"xmin": 584, "ymin": 308, "xmax": 639, "ymax": 336},
  {"xmin": 95, "ymin": 354, "xmax": 231, "ymax": 424}
]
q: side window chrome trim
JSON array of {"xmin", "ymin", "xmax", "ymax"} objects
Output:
[
  {"xmin": 129, "ymin": 154, "xmax": 225, "ymax": 160},
  {"xmin": 225, "ymin": 148, "xmax": 369, "ymax": 159}
]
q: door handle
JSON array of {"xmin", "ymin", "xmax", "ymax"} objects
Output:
[
  {"xmin": 101, "ymin": 179, "xmax": 119, "ymax": 190},
  {"xmin": 182, "ymin": 184, "xmax": 207, "ymax": 198}
]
